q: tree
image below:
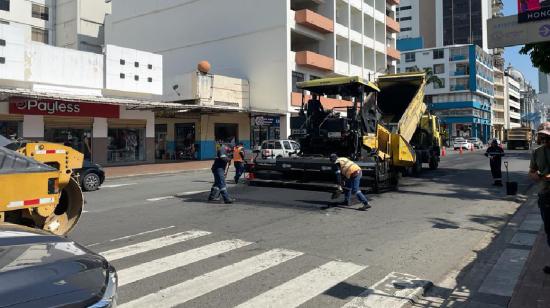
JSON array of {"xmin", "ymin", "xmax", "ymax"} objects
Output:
[{"xmin": 520, "ymin": 42, "xmax": 550, "ymax": 74}]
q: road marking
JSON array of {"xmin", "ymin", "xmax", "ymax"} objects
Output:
[
  {"xmin": 146, "ymin": 190, "xmax": 211, "ymax": 202},
  {"xmin": 341, "ymin": 272, "xmax": 431, "ymax": 308},
  {"xmin": 118, "ymin": 248, "xmax": 303, "ymax": 308},
  {"xmin": 146, "ymin": 196, "xmax": 175, "ymax": 202},
  {"xmin": 100, "ymin": 230, "xmax": 210, "ymax": 261},
  {"xmin": 101, "ymin": 183, "xmax": 137, "ymax": 188},
  {"xmin": 118, "ymin": 239, "xmax": 252, "ymax": 286},
  {"xmin": 236, "ymin": 261, "xmax": 365, "ymax": 308},
  {"xmin": 109, "ymin": 226, "xmax": 176, "ymax": 242}
]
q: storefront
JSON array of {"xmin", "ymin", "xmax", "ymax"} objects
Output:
[
  {"xmin": 2, "ymin": 96, "xmax": 155, "ymax": 165},
  {"xmin": 251, "ymin": 115, "xmax": 280, "ymax": 148}
]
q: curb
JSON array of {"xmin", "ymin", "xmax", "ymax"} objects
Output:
[{"xmin": 105, "ymin": 167, "xmax": 211, "ymax": 180}]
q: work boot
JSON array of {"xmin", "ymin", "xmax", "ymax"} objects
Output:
[
  {"xmin": 208, "ymin": 197, "xmax": 220, "ymax": 202},
  {"xmin": 224, "ymin": 198, "xmax": 236, "ymax": 204},
  {"xmin": 544, "ymin": 266, "xmax": 550, "ymax": 274},
  {"xmin": 358, "ymin": 203, "xmax": 371, "ymax": 211}
]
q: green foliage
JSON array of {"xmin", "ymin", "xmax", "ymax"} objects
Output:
[{"xmin": 520, "ymin": 42, "xmax": 550, "ymax": 74}]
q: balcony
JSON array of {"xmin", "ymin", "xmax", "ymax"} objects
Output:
[
  {"xmin": 450, "ymin": 85, "xmax": 468, "ymax": 91},
  {"xmin": 295, "ymin": 51, "xmax": 334, "ymax": 71},
  {"xmin": 295, "ymin": 9, "xmax": 334, "ymax": 33},
  {"xmin": 385, "ymin": 16, "xmax": 399, "ymax": 33},
  {"xmin": 386, "ymin": 46, "xmax": 400, "ymax": 61},
  {"xmin": 387, "ymin": 0, "xmax": 400, "ymax": 5},
  {"xmin": 449, "ymin": 55, "xmax": 468, "ymax": 62},
  {"xmin": 493, "ymin": 117, "xmax": 505, "ymax": 124}
]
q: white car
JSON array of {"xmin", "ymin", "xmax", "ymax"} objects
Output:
[
  {"xmin": 453, "ymin": 138, "xmax": 472, "ymax": 150},
  {"xmin": 260, "ymin": 139, "xmax": 301, "ymax": 158}
]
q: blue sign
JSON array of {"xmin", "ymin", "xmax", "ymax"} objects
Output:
[{"xmin": 254, "ymin": 116, "xmax": 280, "ymax": 126}]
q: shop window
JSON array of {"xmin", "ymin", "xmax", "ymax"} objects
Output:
[
  {"xmin": 0, "ymin": 39, "xmax": 5, "ymax": 46},
  {"xmin": 215, "ymin": 123, "xmax": 238, "ymax": 146},
  {"xmin": 0, "ymin": 57, "xmax": 4, "ymax": 64},
  {"xmin": 32, "ymin": 4, "xmax": 49, "ymax": 21},
  {"xmin": 120, "ymin": 73, "xmax": 125, "ymax": 79},
  {"xmin": 107, "ymin": 128, "xmax": 145, "ymax": 162},
  {"xmin": 31, "ymin": 27, "xmax": 48, "ymax": 44},
  {"xmin": 148, "ymin": 64, "xmax": 153, "ymax": 69},
  {"xmin": 155, "ymin": 124, "xmax": 168, "ymax": 160},
  {"xmin": 120, "ymin": 59, "xmax": 125, "ymax": 65},
  {"xmin": 0, "ymin": 0, "xmax": 9, "ymax": 11},
  {"xmin": 0, "ymin": 121, "xmax": 22, "ymax": 139},
  {"xmin": 44, "ymin": 128, "xmax": 92, "ymax": 160},
  {"xmin": 175, "ymin": 123, "xmax": 196, "ymax": 160}
]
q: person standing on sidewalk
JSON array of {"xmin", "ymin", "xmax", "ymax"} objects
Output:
[
  {"xmin": 528, "ymin": 122, "xmax": 550, "ymax": 275},
  {"xmin": 330, "ymin": 154, "xmax": 371, "ymax": 211},
  {"xmin": 232, "ymin": 142, "xmax": 245, "ymax": 184},
  {"xmin": 208, "ymin": 146, "xmax": 235, "ymax": 204},
  {"xmin": 485, "ymin": 139, "xmax": 505, "ymax": 186}
]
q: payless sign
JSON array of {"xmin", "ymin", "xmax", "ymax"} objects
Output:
[{"xmin": 9, "ymin": 97, "xmax": 120, "ymax": 118}]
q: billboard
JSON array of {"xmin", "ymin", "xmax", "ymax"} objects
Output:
[
  {"xmin": 488, "ymin": 15, "xmax": 550, "ymax": 48},
  {"xmin": 518, "ymin": 0, "xmax": 550, "ymax": 23}
]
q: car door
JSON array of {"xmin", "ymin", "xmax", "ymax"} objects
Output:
[{"xmin": 282, "ymin": 140, "xmax": 292, "ymax": 157}]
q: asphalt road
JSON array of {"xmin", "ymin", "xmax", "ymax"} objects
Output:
[{"xmin": 70, "ymin": 149, "xmax": 532, "ymax": 308}]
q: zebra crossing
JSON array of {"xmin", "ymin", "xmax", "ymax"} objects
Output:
[{"xmin": 95, "ymin": 228, "xmax": 430, "ymax": 308}]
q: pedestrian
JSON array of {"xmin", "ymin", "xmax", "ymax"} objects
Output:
[
  {"xmin": 528, "ymin": 122, "xmax": 550, "ymax": 275},
  {"xmin": 330, "ymin": 154, "xmax": 371, "ymax": 211},
  {"xmin": 485, "ymin": 139, "xmax": 505, "ymax": 186},
  {"xmin": 232, "ymin": 142, "xmax": 245, "ymax": 184},
  {"xmin": 208, "ymin": 146, "xmax": 235, "ymax": 204}
]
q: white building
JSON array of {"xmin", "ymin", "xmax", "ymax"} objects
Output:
[
  {"xmin": 504, "ymin": 69, "xmax": 521, "ymax": 129},
  {"xmin": 395, "ymin": 0, "xmax": 436, "ymax": 50},
  {"xmin": 398, "ymin": 44, "xmax": 494, "ymax": 142},
  {"xmin": 0, "ymin": 23, "xmax": 164, "ymax": 165},
  {"xmin": 105, "ymin": 0, "xmax": 401, "ymax": 157},
  {"xmin": 0, "ymin": 0, "xmax": 111, "ymax": 53},
  {"xmin": 540, "ymin": 72, "xmax": 550, "ymax": 116}
]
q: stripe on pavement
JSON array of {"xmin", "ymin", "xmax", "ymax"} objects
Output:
[
  {"xmin": 235, "ymin": 261, "xmax": 366, "ymax": 308},
  {"xmin": 100, "ymin": 230, "xmax": 210, "ymax": 261},
  {"xmin": 118, "ymin": 248, "xmax": 303, "ymax": 308},
  {"xmin": 101, "ymin": 183, "xmax": 137, "ymax": 188},
  {"xmin": 118, "ymin": 239, "xmax": 252, "ymax": 286}
]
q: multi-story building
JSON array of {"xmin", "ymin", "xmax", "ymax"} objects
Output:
[
  {"xmin": 105, "ymin": 0, "xmax": 401, "ymax": 159},
  {"xmin": 504, "ymin": 68, "xmax": 522, "ymax": 129},
  {"xmin": 492, "ymin": 67, "xmax": 506, "ymax": 139},
  {"xmin": 396, "ymin": 0, "xmax": 436, "ymax": 50},
  {"xmin": 0, "ymin": 0, "xmax": 111, "ymax": 53},
  {"xmin": 540, "ymin": 71, "xmax": 550, "ymax": 109},
  {"xmin": 398, "ymin": 44, "xmax": 494, "ymax": 142},
  {"xmin": 0, "ymin": 23, "xmax": 163, "ymax": 165}
]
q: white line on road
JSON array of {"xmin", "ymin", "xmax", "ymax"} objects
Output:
[
  {"xmin": 118, "ymin": 248, "xmax": 303, "ymax": 308},
  {"xmin": 236, "ymin": 261, "xmax": 366, "ymax": 308},
  {"xmin": 100, "ymin": 230, "xmax": 210, "ymax": 261},
  {"xmin": 101, "ymin": 183, "xmax": 138, "ymax": 188},
  {"xmin": 146, "ymin": 196, "xmax": 175, "ymax": 202},
  {"xmin": 118, "ymin": 239, "xmax": 252, "ymax": 286},
  {"xmin": 108, "ymin": 226, "xmax": 176, "ymax": 242},
  {"xmin": 146, "ymin": 190, "xmax": 211, "ymax": 202}
]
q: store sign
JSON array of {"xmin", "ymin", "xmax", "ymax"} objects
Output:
[
  {"xmin": 9, "ymin": 97, "xmax": 120, "ymax": 118},
  {"xmin": 488, "ymin": 15, "xmax": 550, "ymax": 48},
  {"xmin": 254, "ymin": 116, "xmax": 280, "ymax": 126},
  {"xmin": 518, "ymin": 0, "xmax": 550, "ymax": 23}
]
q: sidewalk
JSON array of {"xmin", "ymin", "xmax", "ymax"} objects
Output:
[{"xmin": 104, "ymin": 160, "xmax": 213, "ymax": 179}]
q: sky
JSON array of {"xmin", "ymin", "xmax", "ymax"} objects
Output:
[{"xmin": 501, "ymin": 0, "xmax": 540, "ymax": 91}]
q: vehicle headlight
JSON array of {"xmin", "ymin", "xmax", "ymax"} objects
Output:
[{"xmin": 89, "ymin": 266, "xmax": 117, "ymax": 308}]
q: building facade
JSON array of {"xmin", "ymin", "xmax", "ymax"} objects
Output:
[
  {"xmin": 0, "ymin": 0, "xmax": 111, "ymax": 53},
  {"xmin": 504, "ymin": 71, "xmax": 521, "ymax": 129},
  {"xmin": 105, "ymin": 0, "xmax": 401, "ymax": 159},
  {"xmin": 0, "ymin": 23, "xmax": 163, "ymax": 166},
  {"xmin": 396, "ymin": 0, "xmax": 436, "ymax": 50},
  {"xmin": 399, "ymin": 44, "xmax": 494, "ymax": 143}
]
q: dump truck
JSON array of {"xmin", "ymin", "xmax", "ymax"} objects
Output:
[
  {"xmin": 248, "ymin": 72, "xmax": 437, "ymax": 192},
  {"xmin": 0, "ymin": 140, "xmax": 84, "ymax": 235},
  {"xmin": 506, "ymin": 127, "xmax": 533, "ymax": 150}
]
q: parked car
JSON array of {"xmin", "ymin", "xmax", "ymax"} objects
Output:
[
  {"xmin": 259, "ymin": 139, "xmax": 301, "ymax": 158},
  {"xmin": 0, "ymin": 223, "xmax": 117, "ymax": 307},
  {"xmin": 467, "ymin": 137, "xmax": 483, "ymax": 149},
  {"xmin": 453, "ymin": 137, "xmax": 473, "ymax": 150},
  {"xmin": 75, "ymin": 160, "xmax": 106, "ymax": 191}
]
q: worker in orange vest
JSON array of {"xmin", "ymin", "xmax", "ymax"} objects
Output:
[
  {"xmin": 233, "ymin": 142, "xmax": 246, "ymax": 183},
  {"xmin": 330, "ymin": 154, "xmax": 371, "ymax": 211}
]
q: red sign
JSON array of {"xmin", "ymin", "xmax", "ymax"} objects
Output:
[
  {"xmin": 9, "ymin": 97, "xmax": 120, "ymax": 118},
  {"xmin": 518, "ymin": 0, "xmax": 550, "ymax": 23}
]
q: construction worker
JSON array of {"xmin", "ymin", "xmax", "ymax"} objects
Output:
[
  {"xmin": 233, "ymin": 142, "xmax": 245, "ymax": 183},
  {"xmin": 330, "ymin": 154, "xmax": 371, "ymax": 211},
  {"xmin": 208, "ymin": 146, "xmax": 235, "ymax": 204},
  {"xmin": 485, "ymin": 139, "xmax": 505, "ymax": 186}
]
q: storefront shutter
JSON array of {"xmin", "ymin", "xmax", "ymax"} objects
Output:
[
  {"xmin": 107, "ymin": 119, "xmax": 147, "ymax": 128},
  {"xmin": 44, "ymin": 116, "xmax": 94, "ymax": 129}
]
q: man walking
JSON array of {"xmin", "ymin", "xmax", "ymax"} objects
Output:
[
  {"xmin": 485, "ymin": 139, "xmax": 505, "ymax": 186},
  {"xmin": 208, "ymin": 146, "xmax": 235, "ymax": 204},
  {"xmin": 330, "ymin": 154, "xmax": 371, "ymax": 211},
  {"xmin": 528, "ymin": 122, "xmax": 550, "ymax": 275},
  {"xmin": 233, "ymin": 142, "xmax": 245, "ymax": 183}
]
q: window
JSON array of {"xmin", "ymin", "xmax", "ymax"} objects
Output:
[
  {"xmin": 404, "ymin": 52, "xmax": 415, "ymax": 63},
  {"xmin": 120, "ymin": 59, "xmax": 125, "ymax": 65},
  {"xmin": 397, "ymin": 5, "xmax": 412, "ymax": 11},
  {"xmin": 400, "ymin": 27, "xmax": 412, "ymax": 32},
  {"xmin": 147, "ymin": 77, "xmax": 153, "ymax": 82},
  {"xmin": 31, "ymin": 27, "xmax": 48, "ymax": 44},
  {"xmin": 0, "ymin": 57, "xmax": 5, "ymax": 64},
  {"xmin": 292, "ymin": 71, "xmax": 304, "ymax": 92},
  {"xmin": 148, "ymin": 64, "xmax": 153, "ymax": 69},
  {"xmin": 0, "ymin": 0, "xmax": 9, "ymax": 11},
  {"xmin": 433, "ymin": 49, "xmax": 444, "ymax": 59},
  {"xmin": 433, "ymin": 64, "xmax": 445, "ymax": 74},
  {"xmin": 120, "ymin": 73, "xmax": 125, "ymax": 79},
  {"xmin": 434, "ymin": 78, "xmax": 445, "ymax": 89},
  {"xmin": 134, "ymin": 75, "xmax": 139, "ymax": 81},
  {"xmin": 134, "ymin": 62, "xmax": 139, "ymax": 68},
  {"xmin": 275, "ymin": 142, "xmax": 282, "ymax": 149},
  {"xmin": 32, "ymin": 4, "xmax": 49, "ymax": 21},
  {"xmin": 399, "ymin": 16, "xmax": 412, "ymax": 21},
  {"xmin": 0, "ymin": 39, "xmax": 5, "ymax": 46},
  {"xmin": 283, "ymin": 141, "xmax": 292, "ymax": 150}
]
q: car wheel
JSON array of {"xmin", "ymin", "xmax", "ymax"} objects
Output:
[{"xmin": 82, "ymin": 172, "xmax": 101, "ymax": 191}]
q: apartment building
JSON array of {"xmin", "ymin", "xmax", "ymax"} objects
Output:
[
  {"xmin": 395, "ymin": 0, "xmax": 436, "ymax": 50},
  {"xmin": 504, "ymin": 69, "xmax": 522, "ymax": 129},
  {"xmin": 492, "ymin": 67, "xmax": 506, "ymax": 139},
  {"xmin": 398, "ymin": 44, "xmax": 494, "ymax": 142},
  {"xmin": 0, "ymin": 0, "xmax": 111, "ymax": 53},
  {"xmin": 105, "ymin": 0, "xmax": 401, "ymax": 157},
  {"xmin": 0, "ymin": 23, "xmax": 163, "ymax": 165}
]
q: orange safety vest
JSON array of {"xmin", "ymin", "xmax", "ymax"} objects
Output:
[
  {"xmin": 233, "ymin": 146, "xmax": 244, "ymax": 162},
  {"xmin": 336, "ymin": 157, "xmax": 361, "ymax": 179}
]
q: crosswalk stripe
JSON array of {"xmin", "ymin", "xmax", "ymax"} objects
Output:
[
  {"xmin": 100, "ymin": 230, "xmax": 210, "ymax": 261},
  {"xmin": 118, "ymin": 248, "xmax": 303, "ymax": 308},
  {"xmin": 118, "ymin": 239, "xmax": 252, "ymax": 286},
  {"xmin": 235, "ymin": 261, "xmax": 366, "ymax": 308}
]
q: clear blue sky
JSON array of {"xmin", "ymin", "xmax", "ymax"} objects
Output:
[{"xmin": 501, "ymin": 0, "xmax": 540, "ymax": 91}]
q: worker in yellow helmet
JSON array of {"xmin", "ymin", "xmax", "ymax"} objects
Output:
[{"xmin": 330, "ymin": 153, "xmax": 371, "ymax": 211}]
